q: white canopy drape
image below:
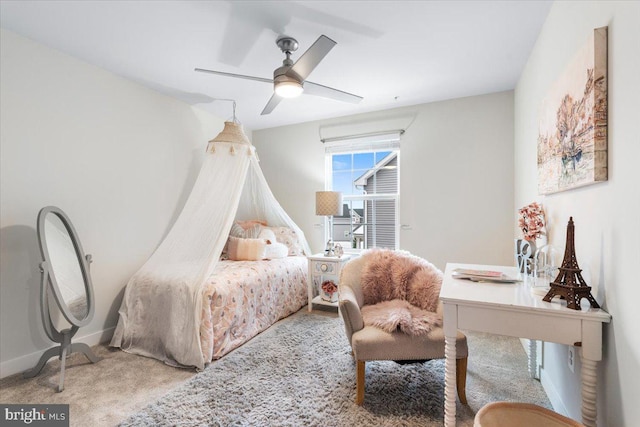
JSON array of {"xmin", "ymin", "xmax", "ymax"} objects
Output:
[{"xmin": 111, "ymin": 134, "xmax": 310, "ymax": 369}]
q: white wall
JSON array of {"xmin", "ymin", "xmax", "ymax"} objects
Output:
[
  {"xmin": 253, "ymin": 91, "xmax": 515, "ymax": 271},
  {"xmin": 514, "ymin": 1, "xmax": 640, "ymax": 425},
  {"xmin": 0, "ymin": 29, "xmax": 226, "ymax": 377}
]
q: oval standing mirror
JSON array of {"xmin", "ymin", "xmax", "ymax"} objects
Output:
[
  {"xmin": 23, "ymin": 206, "xmax": 101, "ymax": 392},
  {"xmin": 43, "ymin": 211, "xmax": 91, "ymax": 324}
]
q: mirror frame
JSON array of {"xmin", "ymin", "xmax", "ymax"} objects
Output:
[{"xmin": 36, "ymin": 206, "xmax": 95, "ymax": 327}]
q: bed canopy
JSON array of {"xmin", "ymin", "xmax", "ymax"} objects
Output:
[{"xmin": 111, "ymin": 122, "xmax": 311, "ymax": 369}]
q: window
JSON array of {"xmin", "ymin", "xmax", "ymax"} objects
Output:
[{"xmin": 325, "ymin": 140, "xmax": 399, "ymax": 250}]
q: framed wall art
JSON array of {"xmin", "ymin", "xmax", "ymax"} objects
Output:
[{"xmin": 537, "ymin": 27, "xmax": 608, "ymax": 195}]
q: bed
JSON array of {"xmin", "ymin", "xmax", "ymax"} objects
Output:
[
  {"xmin": 199, "ymin": 256, "xmax": 308, "ymax": 362},
  {"xmin": 111, "ymin": 222, "xmax": 310, "ymax": 370}
]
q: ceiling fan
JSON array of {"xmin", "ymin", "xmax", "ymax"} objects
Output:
[{"xmin": 195, "ymin": 35, "xmax": 363, "ymax": 115}]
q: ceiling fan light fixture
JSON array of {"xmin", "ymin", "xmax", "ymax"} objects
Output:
[
  {"xmin": 198, "ymin": 35, "xmax": 361, "ymax": 115},
  {"xmin": 274, "ymin": 80, "xmax": 303, "ymax": 98}
]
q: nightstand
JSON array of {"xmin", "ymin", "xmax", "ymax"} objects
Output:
[{"xmin": 307, "ymin": 253, "xmax": 353, "ymax": 312}]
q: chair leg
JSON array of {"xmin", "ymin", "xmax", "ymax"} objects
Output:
[
  {"xmin": 356, "ymin": 360, "xmax": 365, "ymax": 405},
  {"xmin": 456, "ymin": 357, "xmax": 468, "ymax": 404}
]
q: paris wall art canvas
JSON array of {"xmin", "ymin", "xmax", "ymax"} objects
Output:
[{"xmin": 537, "ymin": 27, "xmax": 608, "ymax": 195}]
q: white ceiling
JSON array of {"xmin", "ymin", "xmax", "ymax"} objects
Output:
[{"xmin": 0, "ymin": 1, "xmax": 552, "ymax": 131}]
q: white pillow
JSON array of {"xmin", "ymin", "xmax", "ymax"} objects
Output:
[
  {"xmin": 259, "ymin": 228, "xmax": 293, "ymax": 259},
  {"xmin": 263, "ymin": 226, "xmax": 305, "ymax": 256},
  {"xmin": 264, "ymin": 241, "xmax": 289, "ymax": 259},
  {"xmin": 258, "ymin": 228, "xmax": 277, "ymax": 243}
]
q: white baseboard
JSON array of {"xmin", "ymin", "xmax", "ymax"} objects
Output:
[
  {"xmin": 0, "ymin": 327, "xmax": 114, "ymax": 379},
  {"xmin": 540, "ymin": 367, "xmax": 570, "ymax": 417}
]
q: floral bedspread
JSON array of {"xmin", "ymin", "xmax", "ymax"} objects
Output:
[{"xmin": 199, "ymin": 256, "xmax": 308, "ymax": 362}]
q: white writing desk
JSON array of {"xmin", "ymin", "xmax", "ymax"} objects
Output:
[{"xmin": 440, "ymin": 263, "xmax": 611, "ymax": 427}]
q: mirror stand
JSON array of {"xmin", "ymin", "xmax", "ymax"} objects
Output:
[{"xmin": 23, "ymin": 256, "xmax": 101, "ymax": 392}]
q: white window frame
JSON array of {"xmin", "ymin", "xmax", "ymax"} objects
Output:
[{"xmin": 324, "ymin": 132, "xmax": 401, "ymax": 252}]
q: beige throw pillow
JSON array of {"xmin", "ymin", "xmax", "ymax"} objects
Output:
[{"xmin": 227, "ymin": 237, "xmax": 267, "ymax": 261}]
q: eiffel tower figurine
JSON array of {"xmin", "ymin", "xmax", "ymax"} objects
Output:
[{"xmin": 543, "ymin": 217, "xmax": 600, "ymax": 310}]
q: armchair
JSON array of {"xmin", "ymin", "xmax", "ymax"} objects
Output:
[{"xmin": 338, "ymin": 252, "xmax": 468, "ymax": 405}]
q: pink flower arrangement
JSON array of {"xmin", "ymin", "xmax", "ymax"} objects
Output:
[
  {"xmin": 518, "ymin": 202, "xmax": 546, "ymax": 241},
  {"xmin": 321, "ymin": 280, "xmax": 338, "ymax": 296}
]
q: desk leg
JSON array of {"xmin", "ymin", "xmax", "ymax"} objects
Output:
[
  {"xmin": 581, "ymin": 357, "xmax": 597, "ymax": 427},
  {"xmin": 443, "ymin": 303, "xmax": 457, "ymax": 427},
  {"xmin": 528, "ymin": 339, "xmax": 537, "ymax": 379},
  {"xmin": 581, "ymin": 320, "xmax": 602, "ymax": 427}
]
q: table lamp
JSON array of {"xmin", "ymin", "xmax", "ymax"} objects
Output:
[{"xmin": 315, "ymin": 191, "xmax": 343, "ymax": 256}]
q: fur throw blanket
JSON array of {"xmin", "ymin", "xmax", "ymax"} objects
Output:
[
  {"xmin": 361, "ymin": 248, "xmax": 442, "ymax": 312},
  {"xmin": 361, "ymin": 299, "xmax": 442, "ymax": 336},
  {"xmin": 360, "ymin": 249, "xmax": 443, "ymax": 336}
]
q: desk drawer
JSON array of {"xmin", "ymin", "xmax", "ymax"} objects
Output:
[{"xmin": 457, "ymin": 305, "xmax": 582, "ymax": 345}]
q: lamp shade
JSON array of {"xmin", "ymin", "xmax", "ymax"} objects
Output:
[{"xmin": 316, "ymin": 191, "xmax": 343, "ymax": 216}]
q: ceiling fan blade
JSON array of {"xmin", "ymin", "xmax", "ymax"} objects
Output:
[
  {"xmin": 303, "ymin": 81, "xmax": 363, "ymax": 104},
  {"xmin": 288, "ymin": 35, "xmax": 336, "ymax": 81},
  {"xmin": 194, "ymin": 68, "xmax": 273, "ymax": 84},
  {"xmin": 261, "ymin": 94, "xmax": 283, "ymax": 115}
]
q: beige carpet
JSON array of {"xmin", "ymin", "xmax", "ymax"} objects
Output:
[
  {"xmin": 0, "ymin": 309, "xmax": 550, "ymax": 426},
  {"xmin": 0, "ymin": 341, "xmax": 195, "ymax": 426}
]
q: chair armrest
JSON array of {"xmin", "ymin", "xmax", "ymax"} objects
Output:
[{"xmin": 339, "ymin": 286, "xmax": 364, "ymax": 345}]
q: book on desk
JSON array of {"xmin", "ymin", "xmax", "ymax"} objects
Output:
[{"xmin": 451, "ymin": 268, "xmax": 521, "ymax": 283}]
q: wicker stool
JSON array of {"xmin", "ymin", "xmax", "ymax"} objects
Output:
[{"xmin": 474, "ymin": 402, "xmax": 585, "ymax": 427}]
